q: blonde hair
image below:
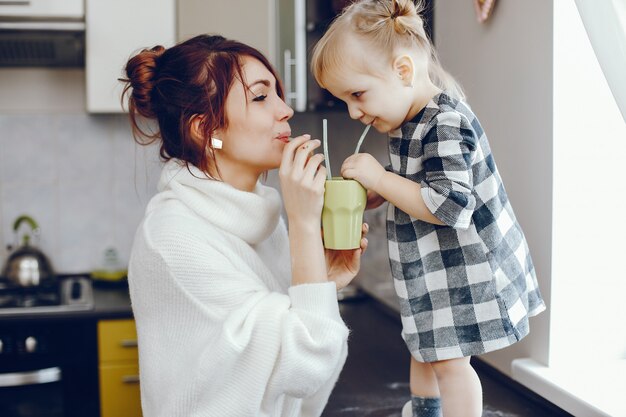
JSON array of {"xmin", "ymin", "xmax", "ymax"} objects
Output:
[{"xmin": 311, "ymin": 0, "xmax": 465, "ymax": 101}]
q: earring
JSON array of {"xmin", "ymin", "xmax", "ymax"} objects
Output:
[{"xmin": 211, "ymin": 137, "xmax": 222, "ymax": 150}]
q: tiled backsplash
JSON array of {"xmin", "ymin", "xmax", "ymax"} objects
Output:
[
  {"xmin": 0, "ymin": 113, "xmax": 162, "ymax": 273},
  {"xmin": 0, "ymin": 111, "xmax": 392, "ymax": 283}
]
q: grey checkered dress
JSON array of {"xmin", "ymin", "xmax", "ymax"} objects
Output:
[{"xmin": 387, "ymin": 92, "xmax": 545, "ymax": 362}]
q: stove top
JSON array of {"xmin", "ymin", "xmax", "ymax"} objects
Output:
[{"xmin": 0, "ymin": 275, "xmax": 93, "ymax": 316}]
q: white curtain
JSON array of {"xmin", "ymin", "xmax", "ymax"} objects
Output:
[{"xmin": 575, "ymin": 0, "xmax": 626, "ymax": 123}]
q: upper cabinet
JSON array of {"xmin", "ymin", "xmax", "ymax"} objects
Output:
[
  {"xmin": 86, "ymin": 0, "xmax": 176, "ymax": 113},
  {"xmin": 177, "ymin": 0, "xmax": 277, "ymax": 65}
]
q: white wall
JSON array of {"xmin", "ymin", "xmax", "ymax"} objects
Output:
[
  {"xmin": 551, "ymin": 0, "xmax": 626, "ymax": 366},
  {"xmin": 435, "ymin": 0, "xmax": 626, "ymax": 385},
  {"xmin": 0, "ymin": 69, "xmax": 85, "ymax": 112},
  {"xmin": 0, "ymin": 71, "xmax": 163, "ymax": 272},
  {"xmin": 435, "ymin": 0, "xmax": 553, "ymax": 374}
]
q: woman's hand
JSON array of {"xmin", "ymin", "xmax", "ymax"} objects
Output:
[
  {"xmin": 279, "ymin": 135, "xmax": 327, "ymax": 226},
  {"xmin": 366, "ymin": 189, "xmax": 387, "ymax": 210},
  {"xmin": 340, "ymin": 153, "xmax": 386, "ymax": 191},
  {"xmin": 325, "ymin": 223, "xmax": 369, "ymax": 290}
]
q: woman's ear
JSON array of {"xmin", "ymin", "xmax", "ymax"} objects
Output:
[
  {"xmin": 190, "ymin": 115, "xmax": 223, "ymax": 150},
  {"xmin": 393, "ymin": 54, "xmax": 415, "ymax": 87},
  {"xmin": 190, "ymin": 114, "xmax": 205, "ymax": 142}
]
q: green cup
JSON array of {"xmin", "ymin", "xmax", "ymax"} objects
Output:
[{"xmin": 322, "ymin": 177, "xmax": 367, "ymax": 250}]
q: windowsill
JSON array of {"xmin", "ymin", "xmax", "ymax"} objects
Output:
[{"xmin": 512, "ymin": 358, "xmax": 626, "ymax": 417}]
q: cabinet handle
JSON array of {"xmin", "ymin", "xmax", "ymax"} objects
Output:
[
  {"xmin": 122, "ymin": 375, "xmax": 140, "ymax": 384},
  {"xmin": 293, "ymin": 0, "xmax": 307, "ymax": 111},
  {"xmin": 0, "ymin": 1, "xmax": 31, "ymax": 6},
  {"xmin": 0, "ymin": 367, "xmax": 61, "ymax": 387},
  {"xmin": 120, "ymin": 339, "xmax": 138, "ymax": 348},
  {"xmin": 284, "ymin": 49, "xmax": 295, "ymax": 106}
]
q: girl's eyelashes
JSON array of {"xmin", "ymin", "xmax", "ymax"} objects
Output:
[
  {"xmin": 252, "ymin": 94, "xmax": 267, "ymax": 102},
  {"xmin": 351, "ymin": 91, "xmax": 364, "ymax": 99}
]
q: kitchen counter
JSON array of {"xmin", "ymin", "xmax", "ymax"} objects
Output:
[
  {"xmin": 91, "ymin": 283, "xmax": 133, "ymax": 319},
  {"xmin": 324, "ymin": 297, "xmax": 410, "ymax": 416},
  {"xmin": 324, "ymin": 296, "xmax": 572, "ymax": 417},
  {"xmin": 0, "ymin": 282, "xmax": 133, "ymax": 322}
]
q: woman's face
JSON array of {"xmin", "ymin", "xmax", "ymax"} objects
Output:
[{"xmin": 216, "ymin": 56, "xmax": 294, "ymax": 178}]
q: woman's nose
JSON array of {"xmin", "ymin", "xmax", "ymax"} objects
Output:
[{"xmin": 278, "ymin": 99, "xmax": 294, "ymax": 121}]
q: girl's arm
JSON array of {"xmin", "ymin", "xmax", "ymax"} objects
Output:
[{"xmin": 374, "ymin": 171, "xmax": 445, "ymax": 225}]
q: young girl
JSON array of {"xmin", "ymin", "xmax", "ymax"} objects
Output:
[{"xmin": 311, "ymin": 1, "xmax": 545, "ymax": 416}]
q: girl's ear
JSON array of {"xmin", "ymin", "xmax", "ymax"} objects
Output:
[{"xmin": 393, "ymin": 54, "xmax": 415, "ymax": 87}]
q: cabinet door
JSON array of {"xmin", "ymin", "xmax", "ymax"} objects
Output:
[
  {"xmin": 86, "ymin": 0, "xmax": 176, "ymax": 113},
  {"xmin": 178, "ymin": 0, "xmax": 277, "ymax": 65},
  {"xmin": 99, "ymin": 363, "xmax": 142, "ymax": 417},
  {"xmin": 98, "ymin": 319, "xmax": 139, "ymax": 363}
]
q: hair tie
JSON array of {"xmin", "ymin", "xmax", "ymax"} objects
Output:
[{"xmin": 390, "ymin": 10, "xmax": 399, "ymax": 19}]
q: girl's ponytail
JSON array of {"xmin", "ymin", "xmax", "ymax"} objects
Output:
[{"xmin": 312, "ymin": 0, "xmax": 465, "ymax": 101}]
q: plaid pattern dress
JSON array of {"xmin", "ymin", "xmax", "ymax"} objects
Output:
[{"xmin": 387, "ymin": 92, "xmax": 545, "ymax": 362}]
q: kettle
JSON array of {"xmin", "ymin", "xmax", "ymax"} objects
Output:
[{"xmin": 1, "ymin": 215, "xmax": 57, "ymax": 288}]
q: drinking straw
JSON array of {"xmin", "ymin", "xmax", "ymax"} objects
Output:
[
  {"xmin": 354, "ymin": 124, "xmax": 371, "ymax": 154},
  {"xmin": 323, "ymin": 118, "xmax": 332, "ymax": 179}
]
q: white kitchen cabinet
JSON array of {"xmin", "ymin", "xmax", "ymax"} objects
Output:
[
  {"xmin": 177, "ymin": 0, "xmax": 277, "ymax": 66},
  {"xmin": 86, "ymin": 0, "xmax": 176, "ymax": 113}
]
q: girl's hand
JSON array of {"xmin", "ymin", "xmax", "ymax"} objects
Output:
[
  {"xmin": 340, "ymin": 153, "xmax": 386, "ymax": 191},
  {"xmin": 366, "ymin": 189, "xmax": 387, "ymax": 209},
  {"xmin": 279, "ymin": 135, "xmax": 327, "ymax": 225},
  {"xmin": 325, "ymin": 223, "xmax": 369, "ymax": 290}
]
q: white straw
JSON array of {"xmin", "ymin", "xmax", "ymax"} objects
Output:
[
  {"xmin": 354, "ymin": 124, "xmax": 371, "ymax": 154},
  {"xmin": 323, "ymin": 119, "xmax": 332, "ymax": 179}
]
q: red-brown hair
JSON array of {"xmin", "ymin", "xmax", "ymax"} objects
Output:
[{"xmin": 120, "ymin": 34, "xmax": 284, "ymax": 176}]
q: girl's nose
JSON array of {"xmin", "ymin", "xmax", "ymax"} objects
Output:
[{"xmin": 347, "ymin": 105, "xmax": 363, "ymax": 120}]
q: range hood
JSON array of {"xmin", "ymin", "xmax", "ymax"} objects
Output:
[{"xmin": 0, "ymin": 0, "xmax": 85, "ymax": 67}]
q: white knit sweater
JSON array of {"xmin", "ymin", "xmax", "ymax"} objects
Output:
[{"xmin": 128, "ymin": 160, "xmax": 349, "ymax": 417}]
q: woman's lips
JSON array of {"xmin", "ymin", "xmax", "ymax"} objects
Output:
[{"xmin": 275, "ymin": 134, "xmax": 290, "ymax": 144}]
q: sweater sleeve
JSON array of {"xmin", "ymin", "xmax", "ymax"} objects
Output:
[
  {"xmin": 420, "ymin": 111, "xmax": 477, "ymax": 229},
  {"xmin": 146, "ymin": 219, "xmax": 349, "ymax": 401}
]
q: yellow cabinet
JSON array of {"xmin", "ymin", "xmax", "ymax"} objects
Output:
[{"xmin": 98, "ymin": 319, "xmax": 142, "ymax": 417}]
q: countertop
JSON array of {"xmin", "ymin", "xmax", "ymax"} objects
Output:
[
  {"xmin": 0, "ymin": 282, "xmax": 134, "ymax": 322},
  {"xmin": 324, "ymin": 296, "xmax": 411, "ymax": 416},
  {"xmin": 324, "ymin": 296, "xmax": 572, "ymax": 417}
]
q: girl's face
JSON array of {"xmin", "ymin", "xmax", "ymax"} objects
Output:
[
  {"xmin": 321, "ymin": 55, "xmax": 415, "ymax": 133},
  {"xmin": 217, "ymin": 56, "xmax": 294, "ymax": 177}
]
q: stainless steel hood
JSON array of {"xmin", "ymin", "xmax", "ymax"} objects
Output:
[{"xmin": 0, "ymin": 0, "xmax": 85, "ymax": 67}]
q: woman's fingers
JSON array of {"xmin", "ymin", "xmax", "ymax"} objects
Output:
[
  {"xmin": 313, "ymin": 164, "xmax": 327, "ymax": 190},
  {"xmin": 302, "ymin": 153, "xmax": 325, "ymax": 180},
  {"xmin": 293, "ymin": 139, "xmax": 321, "ymax": 172},
  {"xmin": 360, "ymin": 235, "xmax": 369, "ymax": 255},
  {"xmin": 280, "ymin": 134, "xmax": 310, "ymax": 173},
  {"xmin": 360, "ymin": 223, "xmax": 369, "ymax": 254}
]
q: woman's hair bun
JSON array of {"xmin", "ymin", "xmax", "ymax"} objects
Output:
[{"xmin": 124, "ymin": 45, "xmax": 166, "ymax": 118}]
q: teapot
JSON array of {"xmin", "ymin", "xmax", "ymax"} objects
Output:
[{"xmin": 1, "ymin": 215, "xmax": 57, "ymax": 288}]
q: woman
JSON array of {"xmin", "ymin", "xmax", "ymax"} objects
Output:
[{"xmin": 122, "ymin": 34, "xmax": 368, "ymax": 417}]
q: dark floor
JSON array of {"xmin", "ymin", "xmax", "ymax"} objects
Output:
[{"xmin": 323, "ymin": 295, "xmax": 573, "ymax": 417}]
